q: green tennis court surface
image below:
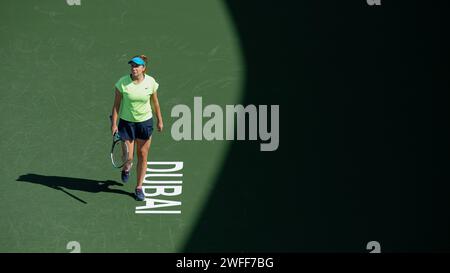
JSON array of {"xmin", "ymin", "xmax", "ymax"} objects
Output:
[
  {"xmin": 2, "ymin": 0, "xmax": 450, "ymax": 253},
  {"xmin": 0, "ymin": 0, "xmax": 242, "ymax": 252}
]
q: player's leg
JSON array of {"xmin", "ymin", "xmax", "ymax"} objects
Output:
[
  {"xmin": 136, "ymin": 137, "xmax": 152, "ymax": 189},
  {"xmin": 123, "ymin": 139, "xmax": 134, "ymax": 172},
  {"xmin": 118, "ymin": 119, "xmax": 136, "ymax": 182},
  {"xmin": 134, "ymin": 118, "xmax": 154, "ymax": 200}
]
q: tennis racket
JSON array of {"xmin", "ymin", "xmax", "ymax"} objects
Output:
[{"xmin": 109, "ymin": 116, "xmax": 129, "ymax": 168}]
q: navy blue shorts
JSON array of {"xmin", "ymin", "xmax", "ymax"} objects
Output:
[{"xmin": 118, "ymin": 118, "xmax": 153, "ymax": 141}]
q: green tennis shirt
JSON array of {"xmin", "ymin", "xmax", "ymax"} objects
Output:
[{"xmin": 115, "ymin": 74, "xmax": 159, "ymax": 122}]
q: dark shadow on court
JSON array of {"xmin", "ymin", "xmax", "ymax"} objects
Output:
[
  {"xmin": 16, "ymin": 173, "xmax": 135, "ymax": 204},
  {"xmin": 183, "ymin": 1, "xmax": 450, "ymax": 252}
]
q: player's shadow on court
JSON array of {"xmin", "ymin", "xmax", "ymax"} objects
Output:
[{"xmin": 16, "ymin": 173, "xmax": 135, "ymax": 204}]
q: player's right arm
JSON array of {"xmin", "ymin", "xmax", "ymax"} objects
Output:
[{"xmin": 111, "ymin": 88, "xmax": 122, "ymax": 135}]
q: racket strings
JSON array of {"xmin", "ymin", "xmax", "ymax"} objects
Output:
[{"xmin": 112, "ymin": 141, "xmax": 128, "ymax": 167}]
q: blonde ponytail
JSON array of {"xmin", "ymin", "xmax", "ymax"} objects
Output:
[{"xmin": 139, "ymin": 55, "xmax": 149, "ymax": 73}]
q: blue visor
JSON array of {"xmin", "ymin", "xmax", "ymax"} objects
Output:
[{"xmin": 128, "ymin": 57, "xmax": 145, "ymax": 66}]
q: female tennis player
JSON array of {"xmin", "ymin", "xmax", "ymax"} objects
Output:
[{"xmin": 110, "ymin": 55, "xmax": 163, "ymax": 201}]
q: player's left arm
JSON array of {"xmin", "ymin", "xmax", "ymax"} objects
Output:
[{"xmin": 151, "ymin": 92, "xmax": 163, "ymax": 132}]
